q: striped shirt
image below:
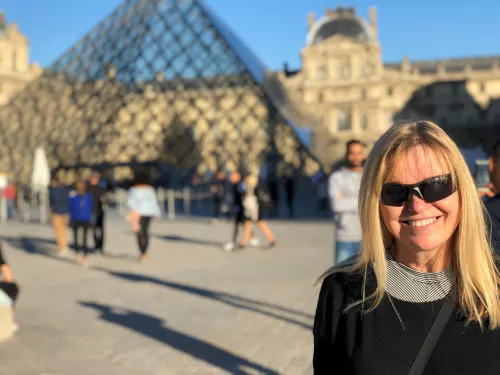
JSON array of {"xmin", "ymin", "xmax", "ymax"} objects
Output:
[{"xmin": 385, "ymin": 251, "xmax": 455, "ymax": 303}]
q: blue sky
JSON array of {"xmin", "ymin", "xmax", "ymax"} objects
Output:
[{"xmin": 1, "ymin": 0, "xmax": 499, "ymax": 71}]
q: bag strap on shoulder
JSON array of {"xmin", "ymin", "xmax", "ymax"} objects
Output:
[{"xmin": 408, "ymin": 297, "xmax": 455, "ymax": 375}]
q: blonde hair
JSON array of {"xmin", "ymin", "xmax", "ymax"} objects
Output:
[{"xmin": 321, "ymin": 121, "xmax": 500, "ymax": 329}]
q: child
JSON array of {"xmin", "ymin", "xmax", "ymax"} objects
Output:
[{"xmin": 69, "ymin": 181, "xmax": 94, "ymax": 266}]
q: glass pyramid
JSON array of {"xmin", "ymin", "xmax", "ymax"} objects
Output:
[{"xmin": 0, "ymin": 0, "xmax": 321, "ymax": 184}]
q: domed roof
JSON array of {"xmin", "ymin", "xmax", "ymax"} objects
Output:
[{"xmin": 306, "ymin": 12, "xmax": 372, "ymax": 45}]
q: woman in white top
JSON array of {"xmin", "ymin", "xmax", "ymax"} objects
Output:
[{"xmin": 127, "ymin": 171, "xmax": 161, "ymax": 261}]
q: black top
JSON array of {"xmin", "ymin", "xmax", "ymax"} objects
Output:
[
  {"xmin": 87, "ymin": 183, "xmax": 106, "ymax": 214},
  {"xmin": 314, "ymin": 269, "xmax": 500, "ymax": 374},
  {"xmin": 484, "ymin": 194, "xmax": 500, "ymax": 253}
]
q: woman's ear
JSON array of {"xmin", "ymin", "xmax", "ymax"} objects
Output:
[{"xmin": 489, "ymin": 157, "xmax": 494, "ymax": 174}]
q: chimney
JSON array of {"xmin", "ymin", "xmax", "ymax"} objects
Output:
[
  {"xmin": 307, "ymin": 12, "xmax": 315, "ymax": 29},
  {"xmin": 402, "ymin": 55, "xmax": 411, "ymax": 73},
  {"xmin": 0, "ymin": 12, "xmax": 5, "ymax": 31},
  {"xmin": 283, "ymin": 62, "xmax": 289, "ymax": 74},
  {"xmin": 369, "ymin": 7, "xmax": 377, "ymax": 39}
]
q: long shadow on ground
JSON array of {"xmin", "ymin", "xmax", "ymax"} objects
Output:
[
  {"xmin": 2, "ymin": 236, "xmax": 75, "ymax": 264},
  {"xmin": 154, "ymin": 234, "xmax": 223, "ymax": 247},
  {"xmin": 3, "ymin": 235, "xmax": 135, "ymax": 261},
  {"xmin": 95, "ymin": 268, "xmax": 314, "ymax": 330},
  {"xmin": 80, "ymin": 301, "xmax": 280, "ymax": 375}
]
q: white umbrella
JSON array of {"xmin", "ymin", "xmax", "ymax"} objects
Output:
[{"xmin": 31, "ymin": 147, "xmax": 51, "ymax": 192}]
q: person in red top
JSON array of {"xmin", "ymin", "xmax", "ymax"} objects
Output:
[{"xmin": 3, "ymin": 183, "xmax": 17, "ymax": 220}]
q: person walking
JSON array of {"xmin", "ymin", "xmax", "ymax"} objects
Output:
[
  {"xmin": 127, "ymin": 171, "xmax": 161, "ymax": 261},
  {"xmin": 48, "ymin": 176, "xmax": 70, "ymax": 255},
  {"xmin": 328, "ymin": 139, "xmax": 365, "ymax": 264},
  {"xmin": 69, "ymin": 181, "xmax": 94, "ymax": 266},
  {"xmin": 87, "ymin": 171, "xmax": 107, "ymax": 254},
  {"xmin": 314, "ymin": 121, "xmax": 500, "ymax": 374},
  {"xmin": 482, "ymin": 140, "xmax": 500, "ymax": 252},
  {"xmin": 238, "ymin": 175, "xmax": 276, "ymax": 249},
  {"xmin": 222, "ymin": 171, "xmax": 259, "ymax": 251}
]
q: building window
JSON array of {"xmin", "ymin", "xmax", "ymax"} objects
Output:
[
  {"xmin": 12, "ymin": 50, "xmax": 17, "ymax": 72},
  {"xmin": 337, "ymin": 61, "xmax": 345, "ymax": 79},
  {"xmin": 388, "ymin": 87, "xmax": 393, "ymax": 96},
  {"xmin": 317, "ymin": 65, "xmax": 327, "ymax": 80},
  {"xmin": 361, "ymin": 89, "xmax": 367, "ymax": 99},
  {"xmin": 479, "ymin": 82, "xmax": 486, "ymax": 93},
  {"xmin": 361, "ymin": 113, "xmax": 368, "ymax": 130},
  {"xmin": 318, "ymin": 92, "xmax": 323, "ymax": 103},
  {"xmin": 337, "ymin": 110, "xmax": 351, "ymax": 131}
]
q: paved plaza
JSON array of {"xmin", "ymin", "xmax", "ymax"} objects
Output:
[{"xmin": 0, "ymin": 212, "xmax": 333, "ymax": 375}]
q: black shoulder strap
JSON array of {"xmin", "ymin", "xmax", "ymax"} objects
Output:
[{"xmin": 408, "ymin": 297, "xmax": 455, "ymax": 375}]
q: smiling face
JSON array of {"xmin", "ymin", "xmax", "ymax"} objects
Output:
[{"xmin": 380, "ymin": 146, "xmax": 461, "ymax": 256}]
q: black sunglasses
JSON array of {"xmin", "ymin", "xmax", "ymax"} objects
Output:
[{"xmin": 381, "ymin": 174, "xmax": 455, "ymax": 207}]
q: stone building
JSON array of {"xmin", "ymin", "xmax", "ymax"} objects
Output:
[
  {"xmin": 279, "ymin": 6, "xmax": 500, "ymax": 169},
  {"xmin": 0, "ymin": 12, "xmax": 42, "ymax": 106}
]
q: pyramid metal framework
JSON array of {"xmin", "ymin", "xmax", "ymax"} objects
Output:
[{"xmin": 0, "ymin": 0, "xmax": 321, "ymax": 184}]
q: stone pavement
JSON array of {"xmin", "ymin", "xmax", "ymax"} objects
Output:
[{"xmin": 0, "ymin": 212, "xmax": 334, "ymax": 375}]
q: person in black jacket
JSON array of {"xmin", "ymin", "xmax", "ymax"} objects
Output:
[
  {"xmin": 87, "ymin": 171, "xmax": 107, "ymax": 253},
  {"xmin": 314, "ymin": 121, "xmax": 500, "ymax": 375},
  {"xmin": 482, "ymin": 141, "xmax": 500, "ymax": 253}
]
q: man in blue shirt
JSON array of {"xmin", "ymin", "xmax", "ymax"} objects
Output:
[
  {"xmin": 483, "ymin": 141, "xmax": 500, "ymax": 253},
  {"xmin": 48, "ymin": 177, "xmax": 70, "ymax": 255}
]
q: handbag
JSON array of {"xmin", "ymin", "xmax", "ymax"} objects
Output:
[{"xmin": 408, "ymin": 297, "xmax": 455, "ymax": 375}]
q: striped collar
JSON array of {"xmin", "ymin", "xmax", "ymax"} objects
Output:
[
  {"xmin": 385, "ymin": 250, "xmax": 455, "ymax": 303},
  {"xmin": 386, "ymin": 251, "xmax": 454, "ymax": 284}
]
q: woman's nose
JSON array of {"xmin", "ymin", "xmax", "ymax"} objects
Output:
[{"xmin": 404, "ymin": 192, "xmax": 432, "ymax": 213}]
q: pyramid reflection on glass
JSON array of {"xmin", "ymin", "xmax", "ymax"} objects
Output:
[{"xmin": 0, "ymin": 0, "xmax": 321, "ymax": 184}]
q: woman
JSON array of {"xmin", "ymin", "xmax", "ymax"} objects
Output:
[
  {"xmin": 69, "ymin": 181, "xmax": 93, "ymax": 266},
  {"xmin": 314, "ymin": 121, "xmax": 500, "ymax": 374},
  {"xmin": 127, "ymin": 171, "xmax": 161, "ymax": 261},
  {"xmin": 239, "ymin": 175, "xmax": 276, "ymax": 249}
]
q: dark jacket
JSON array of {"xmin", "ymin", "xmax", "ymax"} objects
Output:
[
  {"xmin": 484, "ymin": 194, "xmax": 500, "ymax": 253},
  {"xmin": 49, "ymin": 186, "xmax": 70, "ymax": 214},
  {"xmin": 314, "ymin": 265, "xmax": 500, "ymax": 374},
  {"xmin": 87, "ymin": 183, "xmax": 106, "ymax": 215}
]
